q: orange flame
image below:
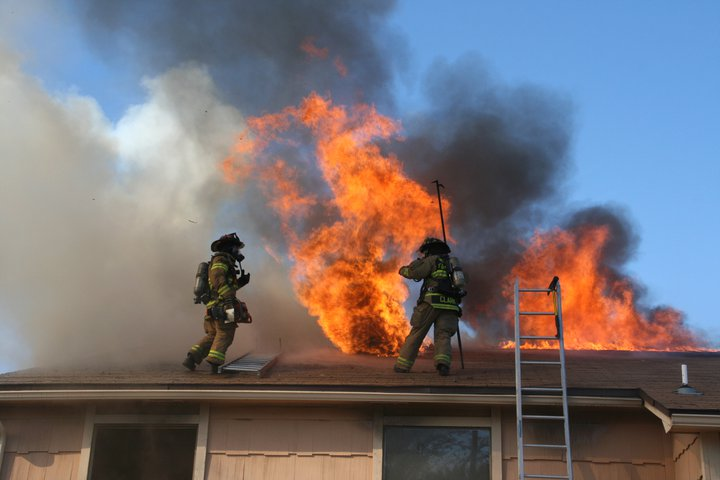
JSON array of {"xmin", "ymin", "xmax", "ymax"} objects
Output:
[
  {"xmin": 224, "ymin": 93, "xmax": 440, "ymax": 355},
  {"xmin": 300, "ymin": 37, "xmax": 329, "ymax": 59},
  {"xmin": 504, "ymin": 225, "xmax": 706, "ymax": 351}
]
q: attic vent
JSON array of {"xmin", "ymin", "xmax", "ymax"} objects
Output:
[{"xmin": 220, "ymin": 353, "xmax": 279, "ymax": 377}]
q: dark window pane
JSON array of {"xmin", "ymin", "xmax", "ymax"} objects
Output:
[
  {"xmin": 89, "ymin": 425, "xmax": 197, "ymax": 480},
  {"xmin": 383, "ymin": 426, "xmax": 491, "ymax": 480}
]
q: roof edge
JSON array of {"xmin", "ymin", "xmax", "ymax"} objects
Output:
[
  {"xmin": 0, "ymin": 388, "xmax": 642, "ymax": 407},
  {"xmin": 644, "ymin": 400, "xmax": 720, "ymax": 433}
]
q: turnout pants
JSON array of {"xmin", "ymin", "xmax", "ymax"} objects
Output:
[
  {"xmin": 395, "ymin": 302, "xmax": 459, "ymax": 371},
  {"xmin": 188, "ymin": 315, "xmax": 237, "ymax": 366}
]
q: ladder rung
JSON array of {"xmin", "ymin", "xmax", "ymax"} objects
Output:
[
  {"xmin": 522, "ymin": 387, "xmax": 563, "ymax": 393},
  {"xmin": 521, "ymin": 360, "xmax": 561, "ymax": 365},
  {"xmin": 519, "ymin": 311, "xmax": 556, "ymax": 316},
  {"xmin": 518, "ymin": 288, "xmax": 551, "ymax": 293},
  {"xmin": 520, "ymin": 335, "xmax": 558, "ymax": 341},
  {"xmin": 524, "ymin": 443, "xmax": 568, "ymax": 449},
  {"xmin": 522, "ymin": 414, "xmax": 566, "ymax": 421},
  {"xmin": 525, "ymin": 475, "xmax": 570, "ymax": 479}
]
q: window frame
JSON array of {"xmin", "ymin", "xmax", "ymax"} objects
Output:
[
  {"xmin": 76, "ymin": 404, "xmax": 210, "ymax": 480},
  {"xmin": 372, "ymin": 408, "xmax": 502, "ymax": 480}
]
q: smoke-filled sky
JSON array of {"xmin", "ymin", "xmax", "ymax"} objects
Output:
[{"xmin": 1, "ymin": 1, "xmax": 718, "ymax": 372}]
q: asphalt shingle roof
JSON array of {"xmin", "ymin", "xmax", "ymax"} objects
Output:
[{"xmin": 1, "ymin": 349, "xmax": 718, "ymax": 414}]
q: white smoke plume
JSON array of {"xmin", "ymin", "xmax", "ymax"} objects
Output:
[{"xmin": 0, "ymin": 47, "xmax": 325, "ymax": 369}]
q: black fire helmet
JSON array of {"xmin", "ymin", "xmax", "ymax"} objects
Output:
[
  {"xmin": 418, "ymin": 237, "xmax": 451, "ymax": 255},
  {"xmin": 211, "ymin": 232, "xmax": 245, "ymax": 252}
]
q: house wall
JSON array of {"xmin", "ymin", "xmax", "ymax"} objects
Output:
[
  {"xmin": 205, "ymin": 406, "xmax": 374, "ymax": 480},
  {"xmin": 674, "ymin": 432, "xmax": 720, "ymax": 480},
  {"xmin": 501, "ymin": 406, "xmax": 675, "ymax": 479},
  {"xmin": 0, "ymin": 406, "xmax": 84, "ymax": 480},
  {"xmin": 2, "ymin": 401, "xmax": 717, "ymax": 480}
]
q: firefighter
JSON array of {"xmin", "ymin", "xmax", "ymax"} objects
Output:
[
  {"xmin": 183, "ymin": 233, "xmax": 251, "ymax": 373},
  {"xmin": 394, "ymin": 237, "xmax": 464, "ymax": 376}
]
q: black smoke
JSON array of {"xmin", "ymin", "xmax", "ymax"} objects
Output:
[
  {"xmin": 75, "ymin": 0, "xmax": 405, "ymax": 115},
  {"xmin": 394, "ymin": 55, "xmax": 575, "ymax": 334},
  {"xmin": 67, "ymin": 1, "xmax": 688, "ymax": 349}
]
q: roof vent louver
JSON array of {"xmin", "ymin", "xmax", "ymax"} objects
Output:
[{"xmin": 220, "ymin": 353, "xmax": 279, "ymax": 377}]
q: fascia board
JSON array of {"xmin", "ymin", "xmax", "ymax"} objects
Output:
[
  {"xmin": 644, "ymin": 400, "xmax": 720, "ymax": 433},
  {"xmin": 0, "ymin": 389, "xmax": 641, "ymax": 408}
]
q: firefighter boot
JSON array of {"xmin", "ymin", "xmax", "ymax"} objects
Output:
[
  {"xmin": 182, "ymin": 354, "xmax": 197, "ymax": 371},
  {"xmin": 437, "ymin": 364, "xmax": 450, "ymax": 376}
]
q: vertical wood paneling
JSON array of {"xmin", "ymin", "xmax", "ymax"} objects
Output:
[
  {"xmin": 0, "ymin": 452, "xmax": 79, "ymax": 480},
  {"xmin": 226, "ymin": 420, "xmax": 250, "ymax": 455},
  {"xmin": 3, "ymin": 453, "xmax": 29, "ymax": 480},
  {"xmin": 348, "ymin": 455, "xmax": 371, "ymax": 480},
  {"xmin": 25, "ymin": 453, "xmax": 47, "ymax": 480},
  {"xmin": 205, "ymin": 407, "xmax": 374, "ymax": 480},
  {"xmin": 674, "ymin": 433, "xmax": 703, "ymax": 480},
  {"xmin": 45, "ymin": 453, "xmax": 78, "ymax": 480},
  {"xmin": 207, "ymin": 416, "xmax": 229, "ymax": 453},
  {"xmin": 247, "ymin": 420, "xmax": 291, "ymax": 455},
  {"xmin": 0, "ymin": 408, "xmax": 84, "ymax": 480},
  {"xmin": 295, "ymin": 455, "xmax": 323, "ymax": 480},
  {"xmin": 502, "ymin": 407, "xmax": 678, "ymax": 479},
  {"xmin": 205, "ymin": 453, "xmax": 223, "ymax": 479}
]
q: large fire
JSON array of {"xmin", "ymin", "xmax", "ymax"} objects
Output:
[
  {"xmin": 505, "ymin": 225, "xmax": 705, "ymax": 351},
  {"xmin": 223, "ymin": 93, "xmax": 439, "ymax": 355},
  {"xmin": 222, "ymin": 93, "xmax": 706, "ymax": 355}
]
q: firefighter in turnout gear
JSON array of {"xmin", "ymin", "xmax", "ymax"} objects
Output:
[
  {"xmin": 183, "ymin": 233, "xmax": 252, "ymax": 373},
  {"xmin": 394, "ymin": 237, "xmax": 465, "ymax": 376}
]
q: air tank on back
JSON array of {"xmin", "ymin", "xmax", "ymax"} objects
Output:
[{"xmin": 449, "ymin": 256, "xmax": 466, "ymax": 289}]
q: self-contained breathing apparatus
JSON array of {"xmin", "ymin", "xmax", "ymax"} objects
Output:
[
  {"xmin": 193, "ymin": 261, "xmax": 210, "ymax": 305},
  {"xmin": 193, "ymin": 255, "xmax": 249, "ymax": 305},
  {"xmin": 419, "ymin": 253, "xmax": 466, "ymax": 311},
  {"xmin": 193, "ymin": 233, "xmax": 252, "ymax": 324}
]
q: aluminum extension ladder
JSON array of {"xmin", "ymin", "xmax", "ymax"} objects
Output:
[{"xmin": 514, "ymin": 276, "xmax": 573, "ymax": 480}]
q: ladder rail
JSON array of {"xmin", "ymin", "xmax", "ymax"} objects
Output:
[
  {"xmin": 514, "ymin": 278, "xmax": 525, "ymax": 479},
  {"xmin": 555, "ymin": 282, "xmax": 574, "ymax": 480}
]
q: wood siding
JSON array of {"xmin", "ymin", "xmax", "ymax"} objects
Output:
[
  {"xmin": 0, "ymin": 407, "xmax": 84, "ymax": 480},
  {"xmin": 502, "ymin": 407, "xmax": 675, "ymax": 479},
  {"xmin": 673, "ymin": 433, "xmax": 702, "ymax": 480},
  {"xmin": 205, "ymin": 406, "xmax": 373, "ymax": 480},
  {"xmin": 2, "ymin": 402, "xmax": 715, "ymax": 480}
]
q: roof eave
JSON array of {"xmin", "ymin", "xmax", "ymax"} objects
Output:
[
  {"xmin": 0, "ymin": 388, "xmax": 642, "ymax": 408},
  {"xmin": 643, "ymin": 399, "xmax": 720, "ymax": 433}
]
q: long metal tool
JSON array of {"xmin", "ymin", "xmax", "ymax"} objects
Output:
[{"xmin": 432, "ymin": 180, "xmax": 464, "ymax": 369}]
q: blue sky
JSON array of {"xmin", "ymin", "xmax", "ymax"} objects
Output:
[
  {"xmin": 390, "ymin": 1, "xmax": 719, "ymax": 333},
  {"xmin": 1, "ymin": 1, "xmax": 718, "ymax": 373}
]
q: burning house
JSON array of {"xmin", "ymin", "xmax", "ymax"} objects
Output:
[
  {"xmin": 2, "ymin": 2, "xmax": 718, "ymax": 479},
  {"xmin": 3, "ymin": 90, "xmax": 718, "ymax": 476}
]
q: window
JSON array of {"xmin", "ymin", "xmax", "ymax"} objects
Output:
[
  {"xmin": 382, "ymin": 426, "xmax": 491, "ymax": 480},
  {"xmin": 89, "ymin": 425, "xmax": 197, "ymax": 480},
  {"xmin": 375, "ymin": 412, "xmax": 501, "ymax": 480},
  {"xmin": 77, "ymin": 406, "xmax": 209, "ymax": 480}
]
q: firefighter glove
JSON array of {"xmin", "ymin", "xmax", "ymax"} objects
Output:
[{"xmin": 238, "ymin": 272, "xmax": 250, "ymax": 288}]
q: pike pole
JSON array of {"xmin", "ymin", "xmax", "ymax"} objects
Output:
[{"xmin": 432, "ymin": 180, "xmax": 465, "ymax": 369}]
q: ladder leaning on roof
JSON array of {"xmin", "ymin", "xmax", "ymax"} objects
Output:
[{"xmin": 514, "ymin": 276, "xmax": 574, "ymax": 480}]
